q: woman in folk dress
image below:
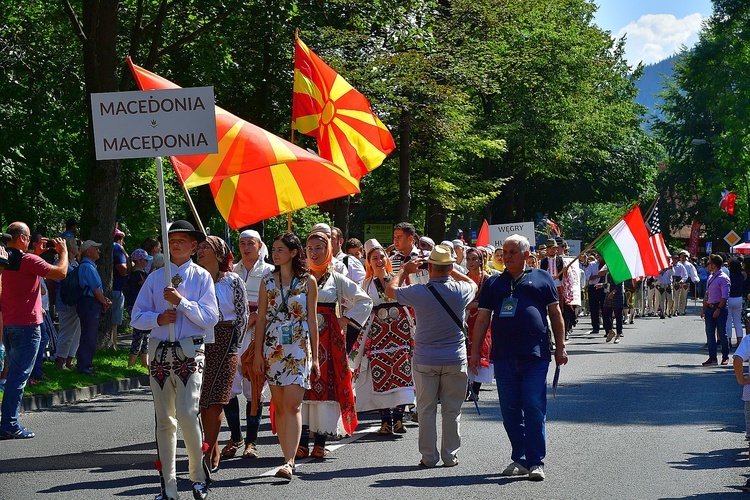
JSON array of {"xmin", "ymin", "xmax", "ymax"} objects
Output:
[{"xmin": 350, "ymin": 239, "xmax": 415, "ymax": 435}]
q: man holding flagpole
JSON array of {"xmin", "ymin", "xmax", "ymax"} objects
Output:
[{"xmin": 131, "ymin": 220, "xmax": 219, "ymax": 500}]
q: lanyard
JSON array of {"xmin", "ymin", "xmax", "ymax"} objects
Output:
[
  {"xmin": 278, "ymin": 276, "xmax": 297, "ymax": 312},
  {"xmin": 510, "ymin": 269, "xmax": 530, "ymax": 297}
]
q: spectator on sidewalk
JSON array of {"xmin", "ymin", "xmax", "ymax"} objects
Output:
[
  {"xmin": 76, "ymin": 240, "xmax": 111, "ymax": 375},
  {"xmin": 0, "ymin": 222, "xmax": 68, "ymax": 439},
  {"xmin": 54, "ymin": 237, "xmax": 81, "ymax": 370}
]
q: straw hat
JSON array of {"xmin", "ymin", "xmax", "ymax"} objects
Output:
[{"xmin": 427, "ymin": 244, "xmax": 456, "ymax": 265}]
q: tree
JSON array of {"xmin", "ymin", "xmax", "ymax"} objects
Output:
[{"xmin": 653, "ymin": 0, "xmax": 750, "ymax": 242}]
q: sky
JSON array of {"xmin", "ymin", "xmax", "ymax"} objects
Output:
[{"xmin": 593, "ymin": 0, "xmax": 714, "ymax": 66}]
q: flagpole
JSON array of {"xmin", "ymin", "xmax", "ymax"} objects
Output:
[
  {"xmin": 156, "ymin": 156, "xmax": 176, "ymax": 343},
  {"xmin": 167, "ymin": 158, "xmax": 208, "ymax": 236},
  {"xmin": 557, "ymin": 200, "xmax": 641, "ymax": 279},
  {"xmin": 287, "ymin": 28, "xmax": 300, "ymax": 234},
  {"xmin": 181, "ymin": 183, "xmax": 207, "ymax": 235},
  {"xmin": 642, "ymin": 196, "xmax": 659, "ymax": 223}
]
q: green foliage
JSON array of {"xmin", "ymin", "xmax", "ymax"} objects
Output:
[
  {"xmin": 553, "ymin": 201, "xmax": 630, "ymax": 246},
  {"xmin": 653, "ymin": 0, "xmax": 750, "ymax": 241},
  {"xmin": 1, "ymin": 0, "xmax": 662, "ymax": 247}
]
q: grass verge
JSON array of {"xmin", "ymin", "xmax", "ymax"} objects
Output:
[{"xmin": 1, "ymin": 349, "xmax": 148, "ymax": 401}]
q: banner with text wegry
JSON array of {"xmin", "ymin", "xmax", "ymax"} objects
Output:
[{"xmin": 488, "ymin": 222, "xmax": 536, "ymax": 248}]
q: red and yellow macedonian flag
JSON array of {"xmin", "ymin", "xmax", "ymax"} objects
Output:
[
  {"xmin": 292, "ymin": 36, "xmax": 396, "ymax": 180},
  {"xmin": 127, "ymin": 57, "xmax": 360, "ymax": 229}
]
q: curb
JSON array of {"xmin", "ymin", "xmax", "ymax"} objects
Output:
[{"xmin": 21, "ymin": 374, "xmax": 151, "ymax": 412}]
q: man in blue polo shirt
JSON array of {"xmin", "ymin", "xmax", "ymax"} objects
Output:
[{"xmin": 470, "ymin": 234, "xmax": 568, "ymax": 482}]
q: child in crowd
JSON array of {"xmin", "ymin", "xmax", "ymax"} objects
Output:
[{"xmin": 125, "ymin": 249, "xmax": 151, "ymax": 367}]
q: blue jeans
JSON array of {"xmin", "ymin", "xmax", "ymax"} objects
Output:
[
  {"xmin": 705, "ymin": 307, "xmax": 729, "ymax": 360},
  {"xmin": 77, "ymin": 296, "xmax": 101, "ymax": 372},
  {"xmin": 1, "ymin": 325, "xmax": 41, "ymax": 434},
  {"xmin": 31, "ymin": 314, "xmax": 49, "ymax": 379},
  {"xmin": 495, "ymin": 355, "xmax": 550, "ymax": 468}
]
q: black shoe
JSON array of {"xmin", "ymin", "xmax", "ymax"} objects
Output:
[{"xmin": 192, "ymin": 482, "xmax": 208, "ymax": 500}]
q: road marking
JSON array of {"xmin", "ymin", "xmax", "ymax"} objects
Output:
[{"xmin": 259, "ymin": 423, "xmax": 382, "ymax": 476}]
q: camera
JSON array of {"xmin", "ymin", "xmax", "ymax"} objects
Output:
[{"xmin": 45, "ymin": 240, "xmax": 57, "ymax": 249}]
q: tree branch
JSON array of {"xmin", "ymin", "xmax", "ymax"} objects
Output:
[
  {"xmin": 155, "ymin": 10, "xmax": 234, "ymax": 61},
  {"xmin": 61, "ymin": 0, "xmax": 87, "ymax": 44}
]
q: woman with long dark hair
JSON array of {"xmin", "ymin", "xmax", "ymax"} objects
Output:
[
  {"xmin": 465, "ymin": 247, "xmax": 493, "ymax": 398},
  {"xmin": 253, "ymin": 233, "xmax": 319, "ymax": 481}
]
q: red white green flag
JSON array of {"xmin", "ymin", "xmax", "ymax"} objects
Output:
[{"xmin": 594, "ymin": 205, "xmax": 659, "ymax": 283}]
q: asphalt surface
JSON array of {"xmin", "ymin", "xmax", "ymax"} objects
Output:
[{"xmin": 2, "ymin": 306, "xmax": 749, "ymax": 499}]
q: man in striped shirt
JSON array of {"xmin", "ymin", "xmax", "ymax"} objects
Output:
[{"xmin": 390, "ymin": 222, "xmax": 421, "ymax": 274}]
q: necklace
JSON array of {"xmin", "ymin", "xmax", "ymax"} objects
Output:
[{"xmin": 317, "ymin": 270, "xmax": 331, "ymax": 288}]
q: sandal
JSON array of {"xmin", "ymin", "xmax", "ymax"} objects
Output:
[
  {"xmin": 275, "ymin": 462, "xmax": 293, "ymax": 480},
  {"xmin": 295, "ymin": 445, "xmax": 309, "ymax": 459},
  {"xmin": 311, "ymin": 445, "xmax": 329, "ymax": 459},
  {"xmin": 242, "ymin": 442, "xmax": 259, "ymax": 459},
  {"xmin": 221, "ymin": 438, "xmax": 242, "ymax": 458}
]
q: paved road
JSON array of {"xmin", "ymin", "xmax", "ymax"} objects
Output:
[{"xmin": 2, "ymin": 310, "xmax": 749, "ymax": 499}]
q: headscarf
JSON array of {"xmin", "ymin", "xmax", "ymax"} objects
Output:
[
  {"xmin": 306, "ymin": 232, "xmax": 332, "ymax": 274},
  {"xmin": 239, "ymin": 229, "xmax": 269, "ymax": 262},
  {"xmin": 364, "ymin": 243, "xmax": 393, "ymax": 279},
  {"xmin": 205, "ymin": 235, "xmax": 234, "ymax": 272},
  {"xmin": 465, "ymin": 247, "xmax": 484, "ymax": 273}
]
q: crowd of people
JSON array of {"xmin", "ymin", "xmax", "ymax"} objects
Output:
[
  {"xmin": 0, "ymin": 218, "xmax": 571, "ymax": 498},
  {"xmin": 10, "ymin": 214, "xmax": 750, "ymax": 497}
]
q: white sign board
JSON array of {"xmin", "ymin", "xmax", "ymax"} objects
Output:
[
  {"xmin": 566, "ymin": 240, "xmax": 581, "ymax": 256},
  {"xmin": 91, "ymin": 87, "xmax": 218, "ymax": 160},
  {"xmin": 488, "ymin": 222, "xmax": 535, "ymax": 248}
]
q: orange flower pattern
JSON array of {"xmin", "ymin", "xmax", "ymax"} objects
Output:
[{"xmin": 262, "ymin": 273, "xmax": 311, "ymax": 388}]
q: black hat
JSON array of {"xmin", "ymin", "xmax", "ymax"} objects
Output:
[{"xmin": 168, "ymin": 220, "xmax": 206, "ymax": 243}]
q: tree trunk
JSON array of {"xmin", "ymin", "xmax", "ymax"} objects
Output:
[
  {"xmin": 80, "ymin": 1, "xmax": 122, "ymax": 349},
  {"xmin": 333, "ymin": 196, "xmax": 350, "ymax": 239},
  {"xmin": 426, "ymin": 200, "xmax": 446, "ymax": 242},
  {"xmin": 396, "ymin": 109, "xmax": 411, "ymax": 223}
]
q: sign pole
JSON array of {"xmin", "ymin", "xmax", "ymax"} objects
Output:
[{"xmin": 156, "ymin": 156, "xmax": 176, "ymax": 342}]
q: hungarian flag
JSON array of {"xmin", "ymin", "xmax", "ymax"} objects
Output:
[
  {"xmin": 127, "ymin": 58, "xmax": 360, "ymax": 228},
  {"xmin": 594, "ymin": 205, "xmax": 659, "ymax": 283},
  {"xmin": 720, "ymin": 189, "xmax": 737, "ymax": 215},
  {"xmin": 292, "ymin": 36, "xmax": 395, "ymax": 179}
]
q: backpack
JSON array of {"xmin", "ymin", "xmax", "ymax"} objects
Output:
[{"xmin": 59, "ymin": 261, "xmax": 92, "ymax": 306}]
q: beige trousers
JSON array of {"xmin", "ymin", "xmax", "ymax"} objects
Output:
[
  {"xmin": 149, "ymin": 341, "xmax": 206, "ymax": 499},
  {"xmin": 412, "ymin": 361, "xmax": 468, "ymax": 467}
]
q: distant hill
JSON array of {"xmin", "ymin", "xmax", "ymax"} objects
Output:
[{"xmin": 634, "ymin": 55, "xmax": 676, "ymax": 126}]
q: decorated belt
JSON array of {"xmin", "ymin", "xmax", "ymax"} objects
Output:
[
  {"xmin": 157, "ymin": 338, "xmax": 204, "ymax": 347},
  {"xmin": 216, "ymin": 321, "xmax": 233, "ymax": 326},
  {"xmin": 706, "ymin": 303, "xmax": 719, "ymax": 308},
  {"xmin": 373, "ymin": 303, "xmax": 401, "ymax": 310}
]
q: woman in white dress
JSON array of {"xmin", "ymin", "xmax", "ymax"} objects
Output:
[{"xmin": 253, "ymin": 232, "xmax": 319, "ymax": 481}]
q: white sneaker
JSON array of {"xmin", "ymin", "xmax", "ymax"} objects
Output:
[
  {"xmin": 528, "ymin": 464, "xmax": 545, "ymax": 481},
  {"xmin": 501, "ymin": 461, "xmax": 529, "ymax": 476}
]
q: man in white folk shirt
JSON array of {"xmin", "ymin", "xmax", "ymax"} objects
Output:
[
  {"xmin": 331, "ymin": 226, "xmax": 365, "ymax": 286},
  {"xmin": 131, "ymin": 220, "xmax": 219, "ymax": 500},
  {"xmin": 671, "ymin": 254, "xmax": 688, "ymax": 316}
]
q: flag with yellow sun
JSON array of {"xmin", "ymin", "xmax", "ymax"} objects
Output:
[{"xmin": 292, "ymin": 36, "xmax": 396, "ymax": 180}]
